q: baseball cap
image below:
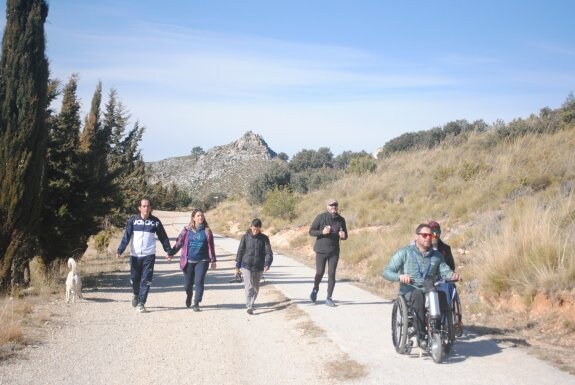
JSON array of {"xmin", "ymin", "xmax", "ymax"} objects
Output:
[{"xmin": 326, "ymin": 198, "xmax": 338, "ymax": 206}]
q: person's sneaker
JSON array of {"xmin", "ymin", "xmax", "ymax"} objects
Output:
[
  {"xmin": 325, "ymin": 298, "xmax": 336, "ymax": 307},
  {"xmin": 136, "ymin": 303, "xmax": 147, "ymax": 313},
  {"xmin": 247, "ymin": 307, "xmax": 254, "ymax": 315},
  {"xmin": 310, "ymin": 289, "xmax": 318, "ymax": 303},
  {"xmin": 192, "ymin": 303, "xmax": 200, "ymax": 312},
  {"xmin": 131, "ymin": 295, "xmax": 138, "ymax": 308},
  {"xmin": 185, "ymin": 295, "xmax": 192, "ymax": 308}
]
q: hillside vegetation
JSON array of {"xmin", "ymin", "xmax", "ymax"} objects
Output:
[
  {"xmin": 208, "ymin": 120, "xmax": 575, "ymax": 369},
  {"xmin": 212, "ymin": 125, "xmax": 575, "ymax": 298}
]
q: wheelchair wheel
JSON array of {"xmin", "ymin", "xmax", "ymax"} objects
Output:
[
  {"xmin": 430, "ymin": 331, "xmax": 444, "ymax": 363},
  {"xmin": 442, "ymin": 309, "xmax": 455, "ymax": 355},
  {"xmin": 391, "ymin": 295, "xmax": 409, "ymax": 354},
  {"xmin": 452, "ymin": 293, "xmax": 463, "ymax": 337}
]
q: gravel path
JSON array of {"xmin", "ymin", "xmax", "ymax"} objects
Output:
[{"xmin": 1, "ymin": 211, "xmax": 573, "ymax": 385}]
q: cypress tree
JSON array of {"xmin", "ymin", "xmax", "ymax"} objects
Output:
[
  {"xmin": 79, "ymin": 81, "xmax": 116, "ymax": 233},
  {"xmin": 0, "ymin": 0, "xmax": 50, "ymax": 290}
]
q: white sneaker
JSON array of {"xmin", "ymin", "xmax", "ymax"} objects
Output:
[{"xmin": 136, "ymin": 303, "xmax": 147, "ymax": 313}]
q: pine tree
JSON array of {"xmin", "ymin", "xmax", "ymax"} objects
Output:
[
  {"xmin": 0, "ymin": 0, "xmax": 50, "ymax": 290},
  {"xmin": 102, "ymin": 89, "xmax": 147, "ymax": 226}
]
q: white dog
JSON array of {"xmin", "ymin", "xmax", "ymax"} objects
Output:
[{"xmin": 65, "ymin": 258, "xmax": 83, "ymax": 303}]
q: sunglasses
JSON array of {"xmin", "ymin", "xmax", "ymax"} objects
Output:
[
  {"xmin": 432, "ymin": 229, "xmax": 441, "ymax": 235},
  {"xmin": 417, "ymin": 233, "xmax": 432, "ymax": 239}
]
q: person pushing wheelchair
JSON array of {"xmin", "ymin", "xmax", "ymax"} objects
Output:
[{"xmin": 383, "ymin": 223, "xmax": 460, "ymax": 347}]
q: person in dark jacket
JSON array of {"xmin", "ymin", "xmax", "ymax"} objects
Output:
[
  {"xmin": 429, "ymin": 220, "xmax": 463, "ymax": 334},
  {"xmin": 308, "ymin": 198, "xmax": 348, "ymax": 307},
  {"xmin": 236, "ymin": 218, "xmax": 273, "ymax": 315},
  {"xmin": 428, "ymin": 220, "xmax": 455, "ymax": 271}
]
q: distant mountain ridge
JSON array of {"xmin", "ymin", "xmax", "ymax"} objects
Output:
[{"xmin": 147, "ymin": 131, "xmax": 278, "ymax": 198}]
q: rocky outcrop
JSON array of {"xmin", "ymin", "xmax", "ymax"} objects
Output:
[{"xmin": 147, "ymin": 131, "xmax": 278, "ymax": 198}]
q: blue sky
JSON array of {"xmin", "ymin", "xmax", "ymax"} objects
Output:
[{"xmin": 1, "ymin": 1, "xmax": 574, "ymax": 161}]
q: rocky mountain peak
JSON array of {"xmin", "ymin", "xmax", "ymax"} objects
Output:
[
  {"xmin": 232, "ymin": 130, "xmax": 277, "ymax": 158},
  {"xmin": 147, "ymin": 131, "xmax": 279, "ymax": 199}
]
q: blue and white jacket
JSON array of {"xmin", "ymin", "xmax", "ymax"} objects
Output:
[{"xmin": 117, "ymin": 214, "xmax": 172, "ymax": 257}]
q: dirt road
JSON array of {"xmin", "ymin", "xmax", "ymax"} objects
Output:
[{"xmin": 1, "ymin": 211, "xmax": 573, "ymax": 385}]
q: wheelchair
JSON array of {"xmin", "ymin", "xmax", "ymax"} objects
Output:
[
  {"xmin": 450, "ymin": 283, "xmax": 463, "ymax": 337},
  {"xmin": 391, "ymin": 279, "xmax": 456, "ymax": 363}
]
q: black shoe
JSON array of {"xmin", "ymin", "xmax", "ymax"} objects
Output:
[
  {"xmin": 131, "ymin": 295, "xmax": 138, "ymax": 308},
  {"xmin": 185, "ymin": 295, "xmax": 192, "ymax": 308},
  {"xmin": 247, "ymin": 307, "xmax": 254, "ymax": 315},
  {"xmin": 310, "ymin": 289, "xmax": 318, "ymax": 303},
  {"xmin": 192, "ymin": 303, "xmax": 200, "ymax": 312}
]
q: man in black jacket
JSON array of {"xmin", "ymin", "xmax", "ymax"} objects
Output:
[
  {"xmin": 429, "ymin": 220, "xmax": 455, "ymax": 271},
  {"xmin": 236, "ymin": 218, "xmax": 273, "ymax": 315},
  {"xmin": 308, "ymin": 199, "xmax": 348, "ymax": 307}
]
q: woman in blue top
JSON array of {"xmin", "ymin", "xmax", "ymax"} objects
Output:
[{"xmin": 170, "ymin": 208, "xmax": 217, "ymax": 311}]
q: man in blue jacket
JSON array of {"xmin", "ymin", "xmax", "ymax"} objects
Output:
[{"xmin": 117, "ymin": 198, "xmax": 173, "ymax": 313}]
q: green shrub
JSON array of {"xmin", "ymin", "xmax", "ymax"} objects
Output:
[
  {"xmin": 262, "ymin": 186, "xmax": 297, "ymax": 220},
  {"xmin": 346, "ymin": 156, "xmax": 377, "ymax": 176},
  {"xmin": 93, "ymin": 230, "xmax": 112, "ymax": 253},
  {"xmin": 458, "ymin": 161, "xmax": 482, "ymax": 181},
  {"xmin": 433, "ymin": 166, "xmax": 455, "ymax": 182}
]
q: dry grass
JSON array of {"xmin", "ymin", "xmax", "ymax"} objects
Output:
[
  {"xmin": 325, "ymin": 353, "xmax": 368, "ymax": 381},
  {"xmin": 0, "ymin": 295, "xmax": 43, "ymax": 361},
  {"xmin": 476, "ymin": 192, "xmax": 575, "ymax": 297}
]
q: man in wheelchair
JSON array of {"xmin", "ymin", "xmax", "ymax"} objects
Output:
[{"xmin": 383, "ymin": 223, "xmax": 460, "ymax": 347}]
